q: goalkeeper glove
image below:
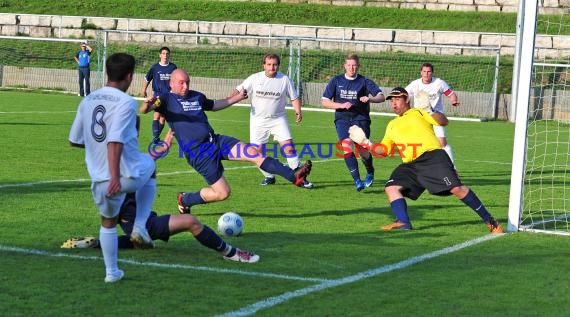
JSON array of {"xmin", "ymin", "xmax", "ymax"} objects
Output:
[
  {"xmin": 414, "ymin": 91, "xmax": 433, "ymax": 113},
  {"xmin": 149, "ymin": 97, "xmax": 161, "ymax": 110},
  {"xmin": 348, "ymin": 125, "xmax": 373, "ymax": 146}
]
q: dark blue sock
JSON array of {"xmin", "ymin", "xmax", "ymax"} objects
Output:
[
  {"xmin": 195, "ymin": 225, "xmax": 232, "ymax": 255},
  {"xmin": 260, "ymin": 157, "xmax": 295, "ymax": 182},
  {"xmin": 152, "ymin": 120, "xmax": 161, "ymax": 139},
  {"xmin": 118, "ymin": 235, "xmax": 134, "ymax": 249},
  {"xmin": 390, "ymin": 198, "xmax": 411, "ymax": 224},
  {"xmin": 182, "ymin": 191, "xmax": 205, "ymax": 207},
  {"xmin": 158, "ymin": 122, "xmax": 165, "ymax": 135},
  {"xmin": 344, "ymin": 154, "xmax": 361, "ymax": 181},
  {"xmin": 461, "ymin": 190, "xmax": 493, "ymax": 223},
  {"xmin": 359, "ymin": 150, "xmax": 375, "ymax": 174}
]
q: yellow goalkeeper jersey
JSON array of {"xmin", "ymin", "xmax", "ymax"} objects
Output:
[{"xmin": 380, "ymin": 108, "xmax": 442, "ymax": 163}]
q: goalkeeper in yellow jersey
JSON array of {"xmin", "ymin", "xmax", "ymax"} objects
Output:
[{"xmin": 348, "ymin": 87, "xmax": 503, "ymax": 233}]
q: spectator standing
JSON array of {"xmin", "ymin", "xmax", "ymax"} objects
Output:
[{"xmin": 74, "ymin": 41, "xmax": 93, "ymax": 97}]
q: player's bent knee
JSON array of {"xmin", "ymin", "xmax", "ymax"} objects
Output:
[
  {"xmin": 213, "ymin": 188, "xmax": 231, "ymax": 201},
  {"xmin": 450, "ymin": 185, "xmax": 469, "ymax": 197},
  {"xmin": 188, "ymin": 219, "xmax": 203, "ymax": 235}
]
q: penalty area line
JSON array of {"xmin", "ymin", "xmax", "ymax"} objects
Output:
[
  {"xmin": 216, "ymin": 233, "xmax": 504, "ymax": 317},
  {"xmin": 0, "ymin": 244, "xmax": 329, "ymax": 283}
]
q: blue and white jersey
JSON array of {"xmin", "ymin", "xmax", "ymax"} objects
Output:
[
  {"xmin": 322, "ymin": 74, "xmax": 382, "ymax": 122},
  {"xmin": 154, "ymin": 90, "xmax": 215, "ymax": 153},
  {"xmin": 145, "ymin": 63, "xmax": 177, "ymax": 94}
]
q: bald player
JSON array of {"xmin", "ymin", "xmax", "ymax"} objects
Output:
[{"xmin": 140, "ymin": 69, "xmax": 312, "ymax": 215}]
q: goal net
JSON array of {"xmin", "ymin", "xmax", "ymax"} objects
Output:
[
  {"xmin": 508, "ymin": 1, "xmax": 570, "ymax": 235},
  {"xmin": 0, "ymin": 31, "xmax": 501, "ymax": 121},
  {"xmin": 99, "ymin": 30, "xmax": 500, "ymax": 120}
]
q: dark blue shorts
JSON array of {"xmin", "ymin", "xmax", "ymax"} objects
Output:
[
  {"xmin": 118, "ymin": 194, "xmax": 171, "ymax": 242},
  {"xmin": 120, "ymin": 212, "xmax": 172, "ymax": 242},
  {"xmin": 184, "ymin": 134, "xmax": 240, "ymax": 185},
  {"xmin": 335, "ymin": 119, "xmax": 371, "ymax": 140}
]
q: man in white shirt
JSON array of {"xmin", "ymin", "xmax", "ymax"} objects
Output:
[
  {"xmin": 69, "ymin": 53, "xmax": 156, "ymax": 283},
  {"xmin": 233, "ymin": 53, "xmax": 313, "ymax": 188},
  {"xmin": 405, "ymin": 62, "xmax": 460, "ymax": 164}
]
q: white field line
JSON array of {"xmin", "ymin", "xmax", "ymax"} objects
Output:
[
  {"xmin": 0, "ymin": 159, "xmax": 337, "ymax": 189},
  {"xmin": 216, "ymin": 233, "xmax": 504, "ymax": 317},
  {"xmin": 0, "ymin": 101, "xmax": 480, "ymax": 122},
  {"xmin": 0, "ymin": 244, "xmax": 329, "ymax": 283},
  {"xmin": 0, "ymin": 156, "xmax": 510, "ymax": 190},
  {"xmin": 0, "ymin": 110, "xmax": 77, "ymax": 114}
]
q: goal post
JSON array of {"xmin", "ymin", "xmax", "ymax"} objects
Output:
[
  {"xmin": 508, "ymin": 0, "xmax": 538, "ymax": 232},
  {"xmin": 508, "ymin": 0, "xmax": 570, "ymax": 236}
]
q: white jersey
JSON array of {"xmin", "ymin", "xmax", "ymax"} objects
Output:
[
  {"xmin": 69, "ymin": 86, "xmax": 146, "ymax": 182},
  {"xmin": 405, "ymin": 77, "xmax": 454, "ymax": 113},
  {"xmin": 236, "ymin": 71, "xmax": 299, "ymax": 119}
]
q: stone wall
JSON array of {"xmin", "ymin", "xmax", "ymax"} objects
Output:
[
  {"xmin": 1, "ymin": 13, "xmax": 570, "ymax": 58},
  {"xmin": 222, "ymin": 0, "xmax": 569, "ymax": 15}
]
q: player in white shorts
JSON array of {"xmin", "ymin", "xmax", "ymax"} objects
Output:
[
  {"xmin": 233, "ymin": 53, "xmax": 312, "ymax": 188},
  {"xmin": 405, "ymin": 62, "xmax": 460, "ymax": 165},
  {"xmin": 69, "ymin": 53, "xmax": 156, "ymax": 283}
]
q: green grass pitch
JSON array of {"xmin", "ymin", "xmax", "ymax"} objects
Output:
[{"xmin": 0, "ymin": 90, "xmax": 568, "ymax": 316}]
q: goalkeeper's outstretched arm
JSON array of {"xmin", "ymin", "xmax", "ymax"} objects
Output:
[
  {"xmin": 348, "ymin": 125, "xmax": 386, "ymax": 156},
  {"xmin": 431, "ymin": 112, "xmax": 449, "ymax": 126}
]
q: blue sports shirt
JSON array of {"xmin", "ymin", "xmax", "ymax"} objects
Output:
[
  {"xmin": 154, "ymin": 90, "xmax": 215, "ymax": 153},
  {"xmin": 145, "ymin": 63, "xmax": 177, "ymax": 93},
  {"xmin": 76, "ymin": 50, "xmax": 90, "ymax": 68},
  {"xmin": 322, "ymin": 74, "xmax": 382, "ymax": 122}
]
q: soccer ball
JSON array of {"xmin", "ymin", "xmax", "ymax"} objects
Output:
[{"xmin": 217, "ymin": 212, "xmax": 243, "ymax": 237}]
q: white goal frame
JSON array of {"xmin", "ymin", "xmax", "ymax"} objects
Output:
[{"xmin": 507, "ymin": 0, "xmax": 570, "ymax": 236}]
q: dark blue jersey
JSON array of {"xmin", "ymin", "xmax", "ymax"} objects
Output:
[
  {"xmin": 322, "ymin": 74, "xmax": 382, "ymax": 122},
  {"xmin": 145, "ymin": 63, "xmax": 177, "ymax": 93},
  {"xmin": 155, "ymin": 90, "xmax": 216, "ymax": 153}
]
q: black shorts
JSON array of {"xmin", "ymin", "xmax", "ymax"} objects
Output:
[{"xmin": 385, "ymin": 149, "xmax": 461, "ymax": 200}]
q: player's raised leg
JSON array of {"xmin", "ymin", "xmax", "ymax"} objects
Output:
[
  {"xmin": 280, "ymin": 139, "xmax": 313, "ymax": 189},
  {"xmin": 230, "ymin": 141, "xmax": 312, "ymax": 187}
]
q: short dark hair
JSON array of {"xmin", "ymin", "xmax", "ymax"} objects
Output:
[
  {"xmin": 159, "ymin": 47, "xmax": 171, "ymax": 54},
  {"xmin": 421, "ymin": 62, "xmax": 433, "ymax": 72},
  {"xmin": 263, "ymin": 53, "xmax": 280, "ymax": 65},
  {"xmin": 106, "ymin": 53, "xmax": 135, "ymax": 82}
]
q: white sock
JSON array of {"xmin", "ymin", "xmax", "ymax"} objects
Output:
[
  {"xmin": 99, "ymin": 226, "xmax": 119, "ymax": 275},
  {"xmin": 286, "ymin": 156, "xmax": 301, "ymax": 170},
  {"xmin": 443, "ymin": 144, "xmax": 455, "ymax": 164},
  {"xmin": 259, "ymin": 167, "xmax": 274, "ymax": 178},
  {"xmin": 134, "ymin": 178, "xmax": 156, "ymax": 229}
]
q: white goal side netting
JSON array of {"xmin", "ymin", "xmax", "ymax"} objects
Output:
[
  {"xmin": 510, "ymin": 2, "xmax": 570, "ymax": 235},
  {"xmin": 521, "ymin": 62, "xmax": 570, "ymax": 234}
]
